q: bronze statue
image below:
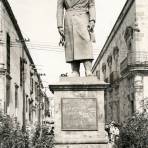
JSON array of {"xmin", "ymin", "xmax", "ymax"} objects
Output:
[{"xmin": 57, "ymin": 0, "xmax": 96, "ymax": 77}]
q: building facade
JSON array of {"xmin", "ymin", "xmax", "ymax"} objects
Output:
[
  {"xmin": 41, "ymin": 96, "xmax": 54, "ymax": 126},
  {"xmin": 0, "ymin": 0, "xmax": 46, "ymax": 126},
  {"xmin": 92, "ymin": 0, "xmax": 148, "ymax": 124}
]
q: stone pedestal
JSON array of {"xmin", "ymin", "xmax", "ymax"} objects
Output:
[{"xmin": 49, "ymin": 76, "xmax": 109, "ymax": 148}]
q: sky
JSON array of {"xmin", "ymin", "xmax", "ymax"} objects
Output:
[{"xmin": 8, "ymin": 0, "xmax": 127, "ymax": 89}]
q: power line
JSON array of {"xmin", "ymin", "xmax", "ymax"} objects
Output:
[
  {"xmin": 0, "ymin": 39, "xmax": 101, "ymax": 51},
  {"xmin": 0, "ymin": 40, "xmax": 101, "ymax": 53},
  {"xmin": 2, "ymin": 40, "xmax": 145, "ymax": 57}
]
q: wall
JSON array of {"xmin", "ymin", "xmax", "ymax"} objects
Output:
[
  {"xmin": 0, "ymin": 0, "xmax": 44, "ymax": 126},
  {"xmin": 0, "ymin": 2, "xmax": 5, "ymax": 111},
  {"xmin": 135, "ymin": 0, "xmax": 148, "ymax": 54},
  {"xmin": 93, "ymin": 1, "xmax": 136, "ymax": 123},
  {"xmin": 93, "ymin": 0, "xmax": 148, "ymax": 123},
  {"xmin": 143, "ymin": 76, "xmax": 148, "ymax": 112}
]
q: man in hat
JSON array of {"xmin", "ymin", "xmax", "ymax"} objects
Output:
[{"xmin": 57, "ymin": 0, "xmax": 96, "ymax": 77}]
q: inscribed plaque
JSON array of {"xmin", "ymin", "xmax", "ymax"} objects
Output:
[{"xmin": 61, "ymin": 98, "xmax": 97, "ymax": 131}]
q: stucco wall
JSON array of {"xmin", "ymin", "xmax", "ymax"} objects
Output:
[
  {"xmin": 93, "ymin": 1, "xmax": 136, "ymax": 123},
  {"xmin": 93, "ymin": 0, "xmax": 148, "ymax": 123},
  {"xmin": 0, "ymin": 1, "xmax": 41, "ymax": 125}
]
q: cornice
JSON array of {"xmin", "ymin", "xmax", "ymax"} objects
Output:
[
  {"xmin": 49, "ymin": 83, "xmax": 108, "ymax": 92},
  {"xmin": 92, "ymin": 0, "xmax": 135, "ymax": 72}
]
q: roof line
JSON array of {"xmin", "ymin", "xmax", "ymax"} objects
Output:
[
  {"xmin": 1, "ymin": 0, "xmax": 42, "ymax": 82},
  {"xmin": 92, "ymin": 0, "xmax": 135, "ymax": 72},
  {"xmin": 2, "ymin": 0, "xmax": 34, "ymax": 64}
]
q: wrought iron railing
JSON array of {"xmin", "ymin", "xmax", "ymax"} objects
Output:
[
  {"xmin": 120, "ymin": 51, "xmax": 148, "ymax": 73},
  {"xmin": 128, "ymin": 51, "xmax": 148, "ymax": 65}
]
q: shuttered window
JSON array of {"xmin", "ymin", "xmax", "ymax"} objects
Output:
[
  {"xmin": 15, "ymin": 84, "xmax": 19, "ymax": 108},
  {"xmin": 6, "ymin": 33, "xmax": 10, "ymax": 73},
  {"xmin": 20, "ymin": 57, "xmax": 23, "ymax": 86}
]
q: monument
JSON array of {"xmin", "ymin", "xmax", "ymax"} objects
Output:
[
  {"xmin": 49, "ymin": 1, "xmax": 109, "ymax": 148},
  {"xmin": 49, "ymin": 77, "xmax": 109, "ymax": 148},
  {"xmin": 57, "ymin": 0, "xmax": 96, "ymax": 77}
]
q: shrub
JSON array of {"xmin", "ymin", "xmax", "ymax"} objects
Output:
[
  {"xmin": 118, "ymin": 112, "xmax": 148, "ymax": 148},
  {"xmin": 0, "ymin": 111, "xmax": 29, "ymax": 148},
  {"xmin": 0, "ymin": 111, "xmax": 54, "ymax": 148},
  {"xmin": 31, "ymin": 124, "xmax": 54, "ymax": 148},
  {"xmin": 32, "ymin": 125, "xmax": 54, "ymax": 148}
]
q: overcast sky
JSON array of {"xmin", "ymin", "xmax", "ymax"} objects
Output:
[{"xmin": 8, "ymin": 0, "xmax": 127, "ymax": 88}]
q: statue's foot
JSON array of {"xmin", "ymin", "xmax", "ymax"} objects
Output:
[
  {"xmin": 85, "ymin": 70, "xmax": 93, "ymax": 77},
  {"xmin": 70, "ymin": 71, "xmax": 80, "ymax": 77}
]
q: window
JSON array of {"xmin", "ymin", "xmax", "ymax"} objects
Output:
[
  {"xmin": 20, "ymin": 57, "xmax": 23, "ymax": 86},
  {"xmin": 113, "ymin": 47, "xmax": 119, "ymax": 61},
  {"xmin": 6, "ymin": 33, "xmax": 10, "ymax": 73},
  {"xmin": 35, "ymin": 82, "xmax": 38, "ymax": 99},
  {"xmin": 29, "ymin": 98, "xmax": 33, "ymax": 122},
  {"xmin": 15, "ymin": 84, "xmax": 19, "ymax": 108},
  {"xmin": 102, "ymin": 63, "xmax": 106, "ymax": 81},
  {"xmin": 113, "ymin": 47, "xmax": 119, "ymax": 72},
  {"xmin": 109, "ymin": 102, "xmax": 113, "ymax": 121},
  {"xmin": 115, "ymin": 101, "xmax": 120, "ymax": 123},
  {"xmin": 26, "ymin": 95, "xmax": 28, "ymax": 112},
  {"xmin": 45, "ymin": 98, "xmax": 50, "ymax": 117},
  {"xmin": 96, "ymin": 70, "xmax": 100, "ymax": 79},
  {"xmin": 124, "ymin": 26, "xmax": 133, "ymax": 50},
  {"xmin": 107, "ymin": 55, "xmax": 112, "ymax": 70},
  {"xmin": 5, "ymin": 77, "xmax": 11, "ymax": 113},
  {"xmin": 107, "ymin": 55, "xmax": 113, "ymax": 82},
  {"xmin": 30, "ymin": 73, "xmax": 34, "ymax": 94},
  {"xmin": 124, "ymin": 26, "xmax": 133, "ymax": 41},
  {"xmin": 131, "ymin": 100, "xmax": 135, "ymax": 115},
  {"xmin": 128, "ymin": 93, "xmax": 135, "ymax": 115}
]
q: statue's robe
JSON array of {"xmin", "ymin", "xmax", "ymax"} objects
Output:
[{"xmin": 57, "ymin": 0, "xmax": 96, "ymax": 63}]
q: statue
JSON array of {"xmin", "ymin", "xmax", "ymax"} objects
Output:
[{"xmin": 57, "ymin": 0, "xmax": 96, "ymax": 77}]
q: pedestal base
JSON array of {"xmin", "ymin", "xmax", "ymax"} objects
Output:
[
  {"xmin": 56, "ymin": 144, "xmax": 108, "ymax": 148},
  {"xmin": 49, "ymin": 76, "xmax": 109, "ymax": 148}
]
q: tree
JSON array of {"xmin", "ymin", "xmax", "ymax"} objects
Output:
[{"xmin": 119, "ymin": 112, "xmax": 148, "ymax": 148}]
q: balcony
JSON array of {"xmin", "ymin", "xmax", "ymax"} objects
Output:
[
  {"xmin": 120, "ymin": 51, "xmax": 148, "ymax": 74},
  {"xmin": 110, "ymin": 71, "xmax": 119, "ymax": 84}
]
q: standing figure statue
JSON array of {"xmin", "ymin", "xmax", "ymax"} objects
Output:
[{"xmin": 57, "ymin": 0, "xmax": 96, "ymax": 77}]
